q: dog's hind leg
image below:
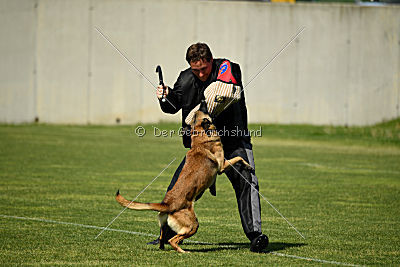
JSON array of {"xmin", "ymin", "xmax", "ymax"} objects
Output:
[
  {"xmin": 169, "ymin": 224, "xmax": 199, "ymax": 253},
  {"xmin": 158, "ymin": 213, "xmax": 168, "ymax": 250},
  {"xmin": 169, "ymin": 234, "xmax": 187, "ymax": 253},
  {"xmin": 167, "ymin": 209, "xmax": 199, "ymax": 253}
]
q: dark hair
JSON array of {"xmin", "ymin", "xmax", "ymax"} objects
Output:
[{"xmin": 185, "ymin": 43, "xmax": 213, "ymax": 64}]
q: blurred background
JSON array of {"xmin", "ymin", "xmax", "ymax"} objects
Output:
[{"xmin": 0, "ymin": 0, "xmax": 399, "ymax": 126}]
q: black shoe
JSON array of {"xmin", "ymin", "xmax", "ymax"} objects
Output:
[
  {"xmin": 147, "ymin": 238, "xmax": 160, "ymax": 245},
  {"xmin": 250, "ymin": 234, "xmax": 269, "ymax": 252}
]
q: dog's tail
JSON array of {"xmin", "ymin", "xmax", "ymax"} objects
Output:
[{"xmin": 115, "ymin": 190, "xmax": 170, "ymax": 212}]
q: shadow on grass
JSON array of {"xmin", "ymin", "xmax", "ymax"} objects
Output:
[{"xmin": 185, "ymin": 242, "xmax": 306, "ymax": 253}]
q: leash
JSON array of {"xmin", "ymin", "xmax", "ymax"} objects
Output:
[
  {"xmin": 225, "ymin": 157, "xmax": 306, "ymax": 239},
  {"xmin": 94, "ymin": 26, "xmax": 176, "ymax": 110},
  {"xmin": 94, "ymin": 158, "xmax": 176, "ymax": 239}
]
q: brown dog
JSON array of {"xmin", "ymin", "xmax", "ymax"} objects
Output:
[{"xmin": 116, "ymin": 109, "xmax": 253, "ymax": 253}]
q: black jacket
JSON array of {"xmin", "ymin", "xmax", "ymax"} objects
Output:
[{"xmin": 159, "ymin": 58, "xmax": 250, "ymax": 148}]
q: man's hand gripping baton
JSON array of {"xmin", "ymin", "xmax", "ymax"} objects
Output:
[{"xmin": 156, "ymin": 65, "xmax": 166, "ymax": 102}]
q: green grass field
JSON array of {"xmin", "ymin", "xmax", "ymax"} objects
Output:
[{"xmin": 1, "ymin": 120, "xmax": 399, "ymax": 266}]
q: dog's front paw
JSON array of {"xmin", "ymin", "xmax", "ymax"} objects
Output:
[{"xmin": 244, "ymin": 163, "xmax": 254, "ymax": 172}]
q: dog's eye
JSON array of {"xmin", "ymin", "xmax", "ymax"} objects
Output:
[
  {"xmin": 202, "ymin": 118, "xmax": 211, "ymax": 126},
  {"xmin": 201, "ymin": 118, "xmax": 211, "ymax": 130}
]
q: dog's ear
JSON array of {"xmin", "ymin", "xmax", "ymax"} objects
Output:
[
  {"xmin": 190, "ymin": 113, "xmax": 197, "ymax": 126},
  {"xmin": 199, "ymin": 100, "xmax": 209, "ymax": 114},
  {"xmin": 201, "ymin": 118, "xmax": 211, "ymax": 130}
]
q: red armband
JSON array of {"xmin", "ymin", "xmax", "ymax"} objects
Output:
[{"xmin": 217, "ymin": 60, "xmax": 237, "ymax": 85}]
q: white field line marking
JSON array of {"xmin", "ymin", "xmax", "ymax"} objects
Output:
[
  {"xmin": 298, "ymin": 162, "xmax": 400, "ymax": 174},
  {"xmin": 95, "ymin": 157, "xmax": 176, "ymax": 239},
  {"xmin": 0, "ymin": 214, "xmax": 157, "ymax": 237},
  {"xmin": 1, "ymin": 214, "xmax": 363, "ymax": 266},
  {"xmin": 0, "ymin": 214, "xmax": 207, "ymax": 245}
]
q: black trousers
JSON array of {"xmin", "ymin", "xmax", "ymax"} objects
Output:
[{"xmin": 166, "ymin": 140, "xmax": 262, "ymax": 241}]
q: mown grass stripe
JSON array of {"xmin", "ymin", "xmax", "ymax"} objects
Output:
[
  {"xmin": 270, "ymin": 252, "xmax": 364, "ymax": 267},
  {"xmin": 0, "ymin": 214, "xmax": 157, "ymax": 237},
  {"xmin": 1, "ymin": 214, "xmax": 362, "ymax": 266}
]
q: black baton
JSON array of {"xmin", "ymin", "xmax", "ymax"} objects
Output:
[{"xmin": 156, "ymin": 65, "xmax": 166, "ymax": 102}]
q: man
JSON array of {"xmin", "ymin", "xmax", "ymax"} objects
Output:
[{"xmin": 153, "ymin": 43, "xmax": 268, "ymax": 252}]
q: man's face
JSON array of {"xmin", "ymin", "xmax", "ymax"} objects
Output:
[{"xmin": 190, "ymin": 58, "xmax": 213, "ymax": 82}]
